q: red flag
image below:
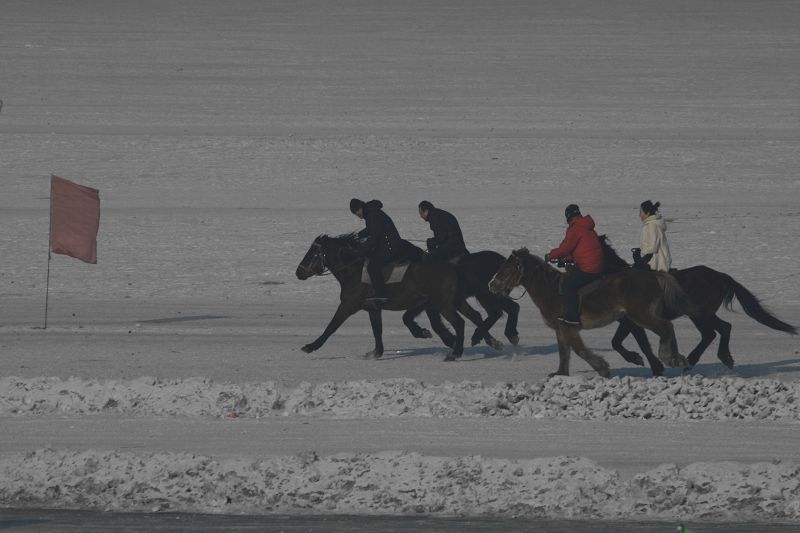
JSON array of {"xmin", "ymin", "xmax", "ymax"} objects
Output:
[{"xmin": 49, "ymin": 175, "xmax": 100, "ymax": 264}]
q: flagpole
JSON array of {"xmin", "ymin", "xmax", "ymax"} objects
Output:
[{"xmin": 43, "ymin": 176, "xmax": 54, "ymax": 330}]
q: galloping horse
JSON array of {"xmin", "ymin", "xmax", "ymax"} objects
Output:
[
  {"xmin": 402, "ymin": 250, "xmax": 521, "ymax": 348},
  {"xmin": 488, "ymin": 249, "xmax": 697, "ymax": 377},
  {"xmin": 599, "ymin": 237, "xmax": 797, "ymax": 374},
  {"xmin": 296, "ymin": 234, "xmax": 500, "ymax": 360}
]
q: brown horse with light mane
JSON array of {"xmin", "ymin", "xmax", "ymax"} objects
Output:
[{"xmin": 488, "ymin": 249, "xmax": 697, "ymax": 377}]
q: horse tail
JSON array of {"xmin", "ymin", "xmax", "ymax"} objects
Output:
[
  {"xmin": 656, "ymin": 272, "xmax": 700, "ymax": 319},
  {"xmin": 721, "ymin": 273, "xmax": 797, "ymax": 334}
]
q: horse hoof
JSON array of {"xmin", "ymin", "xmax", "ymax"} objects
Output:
[
  {"xmin": 508, "ymin": 335, "xmax": 520, "ymax": 346},
  {"xmin": 628, "ymin": 353, "xmax": 645, "ymax": 367},
  {"xmin": 364, "ymin": 349, "xmax": 383, "ymax": 359},
  {"xmin": 419, "ymin": 329, "xmax": 433, "ymax": 339},
  {"xmin": 470, "ymin": 335, "xmax": 481, "ymax": 347},
  {"xmin": 444, "ymin": 352, "xmax": 457, "ymax": 362},
  {"xmin": 301, "ymin": 344, "xmax": 315, "ymax": 354},
  {"xmin": 489, "ymin": 339, "xmax": 504, "ymax": 351},
  {"xmin": 719, "ymin": 355, "xmax": 735, "ymax": 369},
  {"xmin": 668, "ymin": 355, "xmax": 690, "ymax": 369},
  {"xmin": 548, "ymin": 371, "xmax": 569, "ymax": 378}
]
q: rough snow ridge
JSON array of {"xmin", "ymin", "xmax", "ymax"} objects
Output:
[
  {"xmin": 1, "ymin": 375, "xmax": 798, "ymax": 421},
  {"xmin": 1, "ymin": 449, "xmax": 799, "ymax": 519}
]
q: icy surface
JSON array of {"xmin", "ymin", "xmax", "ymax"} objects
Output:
[{"xmin": 1, "ymin": 0, "xmax": 799, "ymax": 521}]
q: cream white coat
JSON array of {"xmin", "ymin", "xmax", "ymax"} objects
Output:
[{"xmin": 640, "ymin": 214, "xmax": 672, "ymax": 271}]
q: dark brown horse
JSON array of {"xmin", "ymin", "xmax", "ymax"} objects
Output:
[
  {"xmin": 599, "ymin": 237, "xmax": 797, "ymax": 375},
  {"xmin": 295, "ymin": 234, "xmax": 499, "ymax": 360},
  {"xmin": 402, "ymin": 250, "xmax": 521, "ymax": 348},
  {"xmin": 488, "ymin": 249, "xmax": 697, "ymax": 377}
]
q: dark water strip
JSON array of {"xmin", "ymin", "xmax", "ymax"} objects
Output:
[{"xmin": 1, "ymin": 510, "xmax": 798, "ymax": 532}]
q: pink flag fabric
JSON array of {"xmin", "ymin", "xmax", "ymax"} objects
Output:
[{"xmin": 49, "ymin": 175, "xmax": 100, "ymax": 264}]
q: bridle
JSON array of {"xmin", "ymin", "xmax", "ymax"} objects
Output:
[
  {"xmin": 297, "ymin": 242, "xmax": 326, "ymax": 277},
  {"xmin": 489, "ymin": 252, "xmax": 528, "ymax": 299}
]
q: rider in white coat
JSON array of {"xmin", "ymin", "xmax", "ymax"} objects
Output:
[{"xmin": 637, "ymin": 200, "xmax": 671, "ymax": 271}]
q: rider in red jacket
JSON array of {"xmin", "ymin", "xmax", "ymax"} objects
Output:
[{"xmin": 546, "ymin": 204, "xmax": 604, "ymax": 326}]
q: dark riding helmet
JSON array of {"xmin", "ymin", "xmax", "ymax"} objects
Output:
[
  {"xmin": 565, "ymin": 204, "xmax": 581, "ymax": 221},
  {"xmin": 418, "ymin": 200, "xmax": 435, "ymax": 211},
  {"xmin": 350, "ymin": 198, "xmax": 366, "ymax": 214}
]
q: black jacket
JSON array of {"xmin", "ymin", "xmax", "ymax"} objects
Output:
[
  {"xmin": 426, "ymin": 207, "xmax": 469, "ymax": 261},
  {"xmin": 357, "ymin": 200, "xmax": 402, "ymax": 258}
]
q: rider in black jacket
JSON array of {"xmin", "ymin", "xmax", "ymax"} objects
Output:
[
  {"xmin": 418, "ymin": 200, "xmax": 469, "ymax": 263},
  {"xmin": 350, "ymin": 198, "xmax": 402, "ymax": 303}
]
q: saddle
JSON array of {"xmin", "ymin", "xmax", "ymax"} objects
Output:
[{"xmin": 361, "ymin": 258, "xmax": 411, "ymax": 285}]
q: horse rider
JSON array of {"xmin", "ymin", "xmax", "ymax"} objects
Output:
[
  {"xmin": 633, "ymin": 200, "xmax": 672, "ymax": 271},
  {"xmin": 418, "ymin": 200, "xmax": 469, "ymax": 264},
  {"xmin": 545, "ymin": 204, "xmax": 604, "ymax": 327},
  {"xmin": 350, "ymin": 198, "xmax": 402, "ymax": 304}
]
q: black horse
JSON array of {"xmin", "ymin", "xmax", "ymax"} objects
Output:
[
  {"xmin": 600, "ymin": 236, "xmax": 797, "ymax": 375},
  {"xmin": 402, "ymin": 250, "xmax": 521, "ymax": 349},
  {"xmin": 295, "ymin": 234, "xmax": 503, "ymax": 360}
]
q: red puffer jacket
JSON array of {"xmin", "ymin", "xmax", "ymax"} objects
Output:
[{"xmin": 548, "ymin": 215, "xmax": 604, "ymax": 274}]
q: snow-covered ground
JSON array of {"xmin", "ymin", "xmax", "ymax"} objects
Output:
[{"xmin": 1, "ymin": 0, "xmax": 799, "ymax": 522}]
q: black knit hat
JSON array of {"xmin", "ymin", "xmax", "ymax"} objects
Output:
[
  {"xmin": 565, "ymin": 204, "xmax": 581, "ymax": 221},
  {"xmin": 418, "ymin": 200, "xmax": 435, "ymax": 211},
  {"xmin": 350, "ymin": 198, "xmax": 366, "ymax": 214}
]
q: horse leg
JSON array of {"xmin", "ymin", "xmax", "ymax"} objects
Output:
[
  {"xmin": 629, "ymin": 324, "xmax": 663, "ymax": 377},
  {"xmin": 713, "ymin": 316, "xmax": 734, "ymax": 369},
  {"xmin": 301, "ymin": 302, "xmax": 359, "ymax": 353},
  {"xmin": 460, "ymin": 299, "xmax": 503, "ymax": 352},
  {"xmin": 611, "ymin": 317, "xmax": 645, "ymax": 366},
  {"xmin": 441, "ymin": 307, "xmax": 466, "ymax": 361},
  {"xmin": 560, "ymin": 326, "xmax": 610, "ymax": 378},
  {"xmin": 366, "ymin": 308, "xmax": 384, "ymax": 359},
  {"xmin": 686, "ymin": 316, "xmax": 717, "ymax": 369},
  {"xmin": 499, "ymin": 297, "xmax": 521, "ymax": 346},
  {"xmin": 613, "ymin": 317, "xmax": 664, "ymax": 376},
  {"xmin": 403, "ymin": 302, "xmax": 432, "ymax": 339},
  {"xmin": 424, "ymin": 305, "xmax": 455, "ymax": 348},
  {"xmin": 635, "ymin": 317, "xmax": 689, "ymax": 369},
  {"xmin": 470, "ymin": 295, "xmax": 503, "ymax": 347},
  {"xmin": 550, "ymin": 328, "xmax": 571, "ymax": 377}
]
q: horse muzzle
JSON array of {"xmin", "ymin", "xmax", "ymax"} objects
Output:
[{"xmin": 296, "ymin": 266, "xmax": 311, "ymax": 280}]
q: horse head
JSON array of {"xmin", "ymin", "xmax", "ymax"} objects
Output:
[
  {"xmin": 489, "ymin": 249, "xmax": 529, "ymax": 294},
  {"xmin": 296, "ymin": 233, "xmax": 364, "ymax": 280},
  {"xmin": 296, "ymin": 235, "xmax": 327, "ymax": 280}
]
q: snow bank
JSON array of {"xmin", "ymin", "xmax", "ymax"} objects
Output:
[
  {"xmin": 1, "ymin": 375, "xmax": 798, "ymax": 421},
  {"xmin": 2, "ymin": 448, "xmax": 799, "ymax": 520}
]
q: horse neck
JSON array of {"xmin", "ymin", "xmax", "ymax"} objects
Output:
[
  {"xmin": 323, "ymin": 240, "xmax": 362, "ymax": 285},
  {"xmin": 600, "ymin": 240, "xmax": 631, "ymax": 273},
  {"xmin": 519, "ymin": 254, "xmax": 561, "ymax": 303}
]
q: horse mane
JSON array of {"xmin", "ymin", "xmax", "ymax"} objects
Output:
[
  {"xmin": 512, "ymin": 248, "xmax": 561, "ymax": 286},
  {"xmin": 599, "ymin": 235, "xmax": 631, "ymax": 273},
  {"xmin": 320, "ymin": 232, "xmax": 362, "ymax": 248}
]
